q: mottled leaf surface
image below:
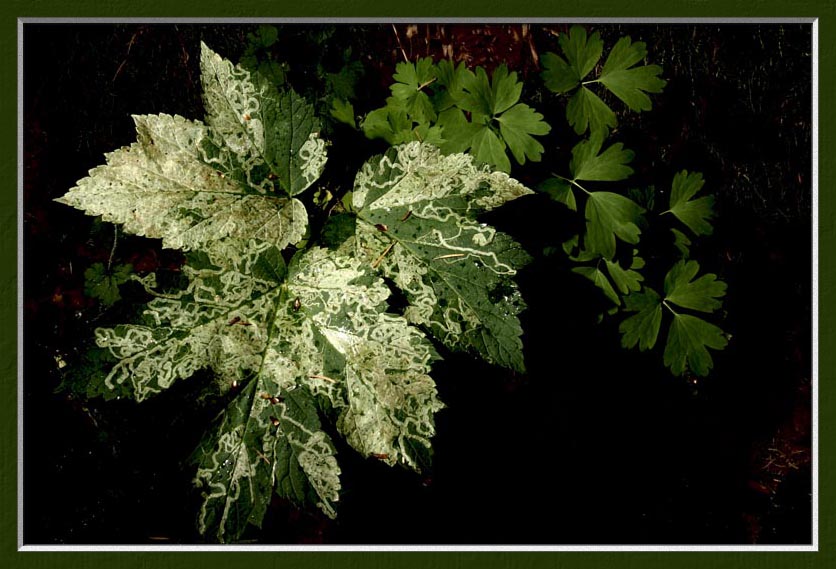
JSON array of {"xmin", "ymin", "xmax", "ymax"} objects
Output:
[
  {"xmin": 56, "ymin": 114, "xmax": 308, "ymax": 252},
  {"xmin": 200, "ymin": 43, "xmax": 327, "ymax": 196},
  {"xmin": 353, "ymin": 142, "xmax": 533, "ymax": 372},
  {"xmin": 92, "ymin": 241, "xmax": 441, "ymax": 541}
]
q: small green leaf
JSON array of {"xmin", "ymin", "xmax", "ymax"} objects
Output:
[
  {"xmin": 667, "ymin": 170, "xmax": 715, "ymax": 236},
  {"xmin": 496, "ymin": 104, "xmax": 550, "ymax": 165},
  {"xmin": 570, "ymin": 134, "xmax": 634, "ymax": 182},
  {"xmin": 470, "ymin": 126, "xmax": 510, "ymax": 173},
  {"xmin": 604, "ymin": 258, "xmax": 643, "ymax": 295},
  {"xmin": 437, "ymin": 107, "xmax": 481, "ymax": 154},
  {"xmin": 572, "ymin": 266, "xmax": 620, "ymax": 305},
  {"xmin": 619, "ymin": 287, "xmax": 663, "ymax": 350},
  {"xmin": 663, "ymin": 260, "xmax": 726, "ymax": 313},
  {"xmin": 434, "ymin": 59, "xmax": 469, "ymax": 110},
  {"xmin": 390, "ymin": 57, "xmax": 437, "ymax": 123},
  {"xmin": 566, "ymin": 86, "xmax": 617, "ymax": 137},
  {"xmin": 584, "ymin": 191, "xmax": 645, "ymax": 259},
  {"xmin": 330, "ymin": 99, "xmax": 356, "ymax": 128},
  {"xmin": 663, "ymin": 313, "xmax": 728, "ymax": 376},
  {"xmin": 84, "ymin": 262, "xmax": 133, "ymax": 306},
  {"xmin": 540, "ymin": 51, "xmax": 578, "ymax": 94},
  {"xmin": 671, "ymin": 228, "xmax": 692, "ymax": 258},
  {"xmin": 598, "ymin": 36, "xmax": 667, "ymax": 112},
  {"xmin": 539, "ymin": 178, "xmax": 576, "ymax": 211},
  {"xmin": 560, "ymin": 25, "xmax": 604, "ymax": 82}
]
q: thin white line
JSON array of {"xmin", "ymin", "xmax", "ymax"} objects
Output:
[
  {"xmin": 810, "ymin": 16, "xmax": 819, "ymax": 553},
  {"xmin": 17, "ymin": 17, "xmax": 817, "ymax": 24},
  {"xmin": 17, "ymin": 17, "xmax": 25, "ymax": 552},
  {"xmin": 19, "ymin": 545, "xmax": 819, "ymax": 552}
]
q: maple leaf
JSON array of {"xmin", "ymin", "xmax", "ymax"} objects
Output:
[
  {"xmin": 665, "ymin": 170, "xmax": 716, "ymax": 236},
  {"xmin": 352, "ymin": 142, "xmax": 533, "ymax": 372},
  {"xmin": 93, "ymin": 242, "xmax": 442, "ymax": 541},
  {"xmin": 56, "ymin": 113, "xmax": 309, "ymax": 252},
  {"xmin": 58, "ymin": 43, "xmax": 327, "ymax": 252}
]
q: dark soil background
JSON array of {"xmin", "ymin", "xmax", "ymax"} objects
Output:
[{"xmin": 22, "ymin": 23, "xmax": 812, "ymax": 544}]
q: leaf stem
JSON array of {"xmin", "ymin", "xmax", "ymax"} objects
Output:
[
  {"xmin": 107, "ymin": 224, "xmax": 119, "ymax": 271},
  {"xmin": 551, "ymin": 172, "xmax": 591, "ymax": 195},
  {"xmin": 662, "ymin": 300, "xmax": 678, "ymax": 315}
]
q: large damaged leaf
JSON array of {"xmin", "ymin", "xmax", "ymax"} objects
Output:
[
  {"xmin": 352, "ymin": 142, "xmax": 532, "ymax": 372},
  {"xmin": 93, "ymin": 242, "xmax": 441, "ymax": 541},
  {"xmin": 56, "ymin": 114, "xmax": 308, "ymax": 252}
]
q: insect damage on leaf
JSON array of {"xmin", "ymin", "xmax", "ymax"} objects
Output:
[
  {"xmin": 352, "ymin": 142, "xmax": 532, "ymax": 372},
  {"xmin": 56, "ymin": 96, "xmax": 312, "ymax": 251},
  {"xmin": 55, "ymin": 43, "xmax": 450, "ymax": 544}
]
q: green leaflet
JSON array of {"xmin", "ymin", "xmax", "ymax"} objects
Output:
[
  {"xmin": 56, "ymin": 114, "xmax": 309, "ymax": 252},
  {"xmin": 566, "ymin": 86, "xmax": 617, "ymax": 137},
  {"xmin": 330, "ymin": 99, "xmax": 356, "ymax": 128},
  {"xmin": 584, "ymin": 191, "xmax": 645, "ymax": 260},
  {"xmin": 663, "ymin": 259, "xmax": 726, "ymax": 313},
  {"xmin": 663, "ymin": 313, "xmax": 728, "ymax": 376},
  {"xmin": 353, "ymin": 142, "xmax": 533, "ymax": 372},
  {"xmin": 390, "ymin": 57, "xmax": 438, "ymax": 124},
  {"xmin": 604, "ymin": 258, "xmax": 643, "ymax": 295},
  {"xmin": 599, "ymin": 36, "xmax": 667, "ymax": 112},
  {"xmin": 619, "ymin": 288, "xmax": 663, "ymax": 351},
  {"xmin": 666, "ymin": 170, "xmax": 715, "ymax": 236},
  {"xmin": 200, "ymin": 43, "xmax": 327, "ymax": 197},
  {"xmin": 570, "ymin": 134, "xmax": 635, "ymax": 182},
  {"xmin": 95, "ymin": 243, "xmax": 442, "ymax": 541},
  {"xmin": 671, "ymin": 228, "xmax": 692, "ymax": 257},
  {"xmin": 540, "ymin": 178, "xmax": 576, "ymax": 211},
  {"xmin": 572, "ymin": 266, "xmax": 620, "ymax": 305}
]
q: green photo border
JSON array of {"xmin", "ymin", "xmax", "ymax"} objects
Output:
[{"xmin": 4, "ymin": 1, "xmax": 832, "ymax": 568}]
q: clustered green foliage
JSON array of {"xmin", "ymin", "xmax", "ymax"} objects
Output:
[
  {"xmin": 339, "ymin": 57, "xmax": 551, "ymax": 173},
  {"xmin": 54, "ymin": 25, "xmax": 729, "ymax": 543},
  {"xmin": 539, "ymin": 25, "xmax": 727, "ymax": 377}
]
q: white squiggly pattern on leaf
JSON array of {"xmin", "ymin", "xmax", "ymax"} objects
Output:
[
  {"xmin": 93, "ymin": 244, "xmax": 441, "ymax": 542},
  {"xmin": 56, "ymin": 114, "xmax": 308, "ymax": 251},
  {"xmin": 353, "ymin": 142, "xmax": 533, "ymax": 372},
  {"xmin": 200, "ymin": 43, "xmax": 327, "ymax": 196}
]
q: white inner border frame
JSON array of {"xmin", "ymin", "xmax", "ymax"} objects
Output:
[{"xmin": 16, "ymin": 16, "xmax": 819, "ymax": 553}]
